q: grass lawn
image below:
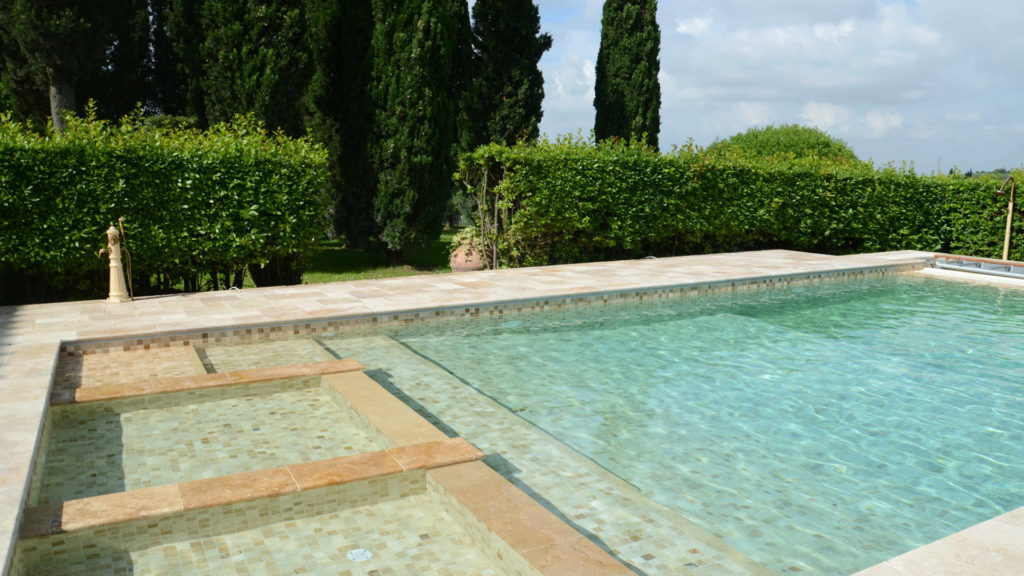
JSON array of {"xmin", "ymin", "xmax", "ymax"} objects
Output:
[{"xmin": 301, "ymin": 230, "xmax": 455, "ymax": 284}]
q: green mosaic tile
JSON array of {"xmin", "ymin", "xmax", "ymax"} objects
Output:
[
  {"xmin": 14, "ymin": 475, "xmax": 517, "ymax": 576},
  {"xmin": 31, "ymin": 378, "xmax": 381, "ymax": 505},
  {"xmin": 198, "ymin": 339, "xmax": 336, "ymax": 373}
]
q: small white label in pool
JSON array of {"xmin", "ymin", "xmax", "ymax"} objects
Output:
[{"xmin": 347, "ymin": 548, "xmax": 372, "ymax": 562}]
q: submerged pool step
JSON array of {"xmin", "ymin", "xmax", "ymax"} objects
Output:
[
  {"xmin": 22, "ymin": 367, "xmax": 636, "ymax": 576},
  {"xmin": 19, "ymin": 437, "xmax": 483, "ymax": 538},
  {"xmin": 931, "ymin": 254, "xmax": 1024, "ymax": 280},
  {"xmin": 51, "ymin": 357, "xmax": 364, "ymax": 404}
]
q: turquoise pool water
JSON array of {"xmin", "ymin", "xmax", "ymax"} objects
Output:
[{"xmin": 392, "ymin": 276, "xmax": 1024, "ymax": 575}]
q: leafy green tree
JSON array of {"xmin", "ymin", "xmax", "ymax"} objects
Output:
[
  {"xmin": 593, "ymin": 0, "xmax": 661, "ymax": 148},
  {"xmin": 370, "ymin": 0, "xmax": 458, "ymax": 255},
  {"xmin": 306, "ymin": 0, "xmax": 377, "ymax": 246},
  {"xmin": 708, "ymin": 124, "xmax": 861, "ymax": 164},
  {"xmin": 469, "ymin": 0, "xmax": 552, "ymax": 146},
  {"xmin": 0, "ymin": 26, "xmax": 49, "ymax": 123},
  {"xmin": 200, "ymin": 0, "xmax": 311, "ymax": 136},
  {"xmin": 0, "ymin": 0, "xmax": 120, "ymax": 131}
]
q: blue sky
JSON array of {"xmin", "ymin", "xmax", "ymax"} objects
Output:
[{"xmin": 532, "ymin": 0, "xmax": 1024, "ymax": 173}]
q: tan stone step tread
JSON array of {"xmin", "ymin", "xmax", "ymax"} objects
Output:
[
  {"xmin": 20, "ymin": 437, "xmax": 481, "ymax": 538},
  {"xmin": 430, "ymin": 460, "xmax": 635, "ymax": 576},
  {"xmin": 323, "ymin": 371, "xmax": 449, "ymax": 447}
]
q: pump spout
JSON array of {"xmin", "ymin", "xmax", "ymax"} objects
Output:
[{"xmin": 101, "ymin": 223, "xmax": 132, "ymax": 303}]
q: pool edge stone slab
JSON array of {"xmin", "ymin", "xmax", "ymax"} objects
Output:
[{"xmin": 57, "ymin": 262, "xmax": 924, "ymax": 357}]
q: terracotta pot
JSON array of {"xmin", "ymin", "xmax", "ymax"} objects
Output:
[{"xmin": 450, "ymin": 244, "xmax": 485, "ymax": 272}]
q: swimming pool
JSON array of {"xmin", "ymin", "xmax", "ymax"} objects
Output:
[
  {"xmin": 375, "ymin": 275, "xmax": 1024, "ymax": 575},
  {"xmin": 13, "ymin": 251, "xmax": 977, "ymax": 575}
]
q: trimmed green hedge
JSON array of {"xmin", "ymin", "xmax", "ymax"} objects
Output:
[
  {"xmin": 457, "ymin": 138, "xmax": 1022, "ymax": 267},
  {"xmin": 0, "ymin": 109, "xmax": 329, "ymax": 304}
]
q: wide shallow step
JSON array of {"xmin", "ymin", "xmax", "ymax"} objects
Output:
[{"xmin": 931, "ymin": 254, "xmax": 1024, "ymax": 280}]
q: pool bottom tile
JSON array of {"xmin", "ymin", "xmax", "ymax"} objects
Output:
[
  {"xmin": 31, "ymin": 377, "xmax": 382, "ymax": 506},
  {"xmin": 13, "ymin": 473, "xmax": 517, "ymax": 576},
  {"xmin": 53, "ymin": 346, "xmax": 207, "ymax": 393}
]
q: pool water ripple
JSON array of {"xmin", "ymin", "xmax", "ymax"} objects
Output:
[{"xmin": 391, "ymin": 276, "xmax": 1024, "ymax": 575}]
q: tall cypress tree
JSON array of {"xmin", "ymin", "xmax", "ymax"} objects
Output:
[
  {"xmin": 449, "ymin": 0, "xmax": 475, "ymax": 155},
  {"xmin": 470, "ymin": 0, "xmax": 552, "ymax": 146},
  {"xmin": 306, "ymin": 0, "xmax": 377, "ymax": 247},
  {"xmin": 593, "ymin": 0, "xmax": 661, "ymax": 148},
  {"xmin": 370, "ymin": 0, "xmax": 457, "ymax": 254},
  {"xmin": 79, "ymin": 0, "xmax": 151, "ymax": 120},
  {"xmin": 149, "ymin": 0, "xmax": 190, "ymax": 118},
  {"xmin": 200, "ymin": 0, "xmax": 311, "ymax": 136},
  {"xmin": 162, "ymin": 0, "xmax": 208, "ymax": 123}
]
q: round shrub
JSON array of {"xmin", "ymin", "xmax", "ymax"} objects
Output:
[{"xmin": 708, "ymin": 124, "xmax": 861, "ymax": 164}]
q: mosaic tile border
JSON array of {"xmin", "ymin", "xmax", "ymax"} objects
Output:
[{"xmin": 59, "ymin": 264, "xmax": 920, "ymax": 357}]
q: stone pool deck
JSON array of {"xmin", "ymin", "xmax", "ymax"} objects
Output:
[{"xmin": 2, "ymin": 248, "xmax": 1023, "ymax": 575}]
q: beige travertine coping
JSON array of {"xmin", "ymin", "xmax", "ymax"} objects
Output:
[
  {"xmin": 19, "ymin": 437, "xmax": 483, "ymax": 539},
  {"xmin": 430, "ymin": 461, "xmax": 634, "ymax": 576},
  {"xmin": 852, "ymin": 507, "xmax": 1024, "ymax": 576},
  {"xmin": 7, "ymin": 249, "xmax": 1024, "ymax": 575},
  {"xmin": 54, "ymin": 357, "xmax": 363, "ymax": 404}
]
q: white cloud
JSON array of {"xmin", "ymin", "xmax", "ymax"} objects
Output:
[
  {"xmin": 705, "ymin": 102, "xmax": 775, "ymax": 138},
  {"xmin": 911, "ymin": 124, "xmax": 944, "ymax": 141},
  {"xmin": 864, "ymin": 111, "xmax": 903, "ymax": 138},
  {"xmin": 676, "ymin": 17, "xmax": 711, "ymax": 37},
  {"xmin": 733, "ymin": 102, "xmax": 773, "ymax": 128},
  {"xmin": 550, "ymin": 57, "xmax": 594, "ymax": 99},
  {"xmin": 800, "ymin": 102, "xmax": 853, "ymax": 132},
  {"xmin": 876, "ymin": 4, "xmax": 940, "ymax": 47},
  {"xmin": 813, "ymin": 20, "xmax": 855, "ymax": 43}
]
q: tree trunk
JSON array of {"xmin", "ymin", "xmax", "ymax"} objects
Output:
[{"xmin": 48, "ymin": 73, "xmax": 75, "ymax": 133}]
